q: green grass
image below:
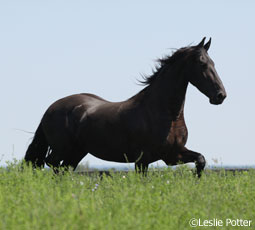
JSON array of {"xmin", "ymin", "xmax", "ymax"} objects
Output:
[{"xmin": 0, "ymin": 163, "xmax": 254, "ymax": 230}]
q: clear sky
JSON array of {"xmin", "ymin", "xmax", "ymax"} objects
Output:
[{"xmin": 1, "ymin": 1, "xmax": 254, "ymax": 167}]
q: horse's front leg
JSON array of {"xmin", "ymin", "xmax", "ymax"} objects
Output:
[
  {"xmin": 134, "ymin": 151, "xmax": 150, "ymax": 176},
  {"xmin": 163, "ymin": 147, "xmax": 206, "ymax": 177},
  {"xmin": 178, "ymin": 148, "xmax": 206, "ymax": 177},
  {"xmin": 135, "ymin": 161, "xmax": 149, "ymax": 176}
]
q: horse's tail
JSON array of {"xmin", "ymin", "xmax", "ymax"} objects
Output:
[{"xmin": 24, "ymin": 122, "xmax": 48, "ymax": 168}]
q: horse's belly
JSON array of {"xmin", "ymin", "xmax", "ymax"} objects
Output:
[
  {"xmin": 82, "ymin": 125, "xmax": 136, "ymax": 162},
  {"xmin": 88, "ymin": 149, "xmax": 137, "ymax": 163}
]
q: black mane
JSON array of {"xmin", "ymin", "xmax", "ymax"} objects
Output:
[{"xmin": 140, "ymin": 46, "xmax": 197, "ymax": 85}]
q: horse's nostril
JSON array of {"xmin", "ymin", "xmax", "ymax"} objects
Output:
[
  {"xmin": 217, "ymin": 92, "xmax": 225, "ymax": 101},
  {"xmin": 210, "ymin": 91, "xmax": 226, "ymax": 104}
]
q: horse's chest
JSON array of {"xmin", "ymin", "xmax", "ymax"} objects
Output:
[{"xmin": 167, "ymin": 119, "xmax": 188, "ymax": 147}]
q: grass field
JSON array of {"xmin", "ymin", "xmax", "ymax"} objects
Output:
[{"xmin": 0, "ymin": 163, "xmax": 254, "ymax": 230}]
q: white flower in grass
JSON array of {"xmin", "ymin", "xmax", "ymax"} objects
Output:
[
  {"xmin": 71, "ymin": 193, "xmax": 76, "ymax": 198},
  {"xmin": 80, "ymin": 181, "xmax": 84, "ymax": 186}
]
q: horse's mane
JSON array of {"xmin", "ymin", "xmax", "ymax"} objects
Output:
[{"xmin": 140, "ymin": 46, "xmax": 197, "ymax": 86}]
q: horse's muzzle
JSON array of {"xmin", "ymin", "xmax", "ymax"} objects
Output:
[{"xmin": 210, "ymin": 91, "xmax": 227, "ymax": 105}]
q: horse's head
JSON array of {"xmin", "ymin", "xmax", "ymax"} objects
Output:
[{"xmin": 187, "ymin": 37, "xmax": 226, "ymax": 105}]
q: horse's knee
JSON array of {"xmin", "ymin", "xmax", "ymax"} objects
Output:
[{"xmin": 196, "ymin": 154, "xmax": 206, "ymax": 168}]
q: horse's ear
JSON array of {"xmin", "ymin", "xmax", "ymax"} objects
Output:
[
  {"xmin": 197, "ymin": 37, "xmax": 206, "ymax": 47},
  {"xmin": 204, "ymin": 37, "xmax": 211, "ymax": 51}
]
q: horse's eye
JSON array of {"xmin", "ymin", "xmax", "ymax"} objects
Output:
[{"xmin": 199, "ymin": 56, "xmax": 207, "ymax": 67}]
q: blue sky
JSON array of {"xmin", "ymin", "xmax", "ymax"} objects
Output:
[{"xmin": 1, "ymin": 1, "xmax": 254, "ymax": 167}]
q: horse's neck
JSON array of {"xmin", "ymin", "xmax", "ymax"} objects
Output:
[{"xmin": 144, "ymin": 65, "xmax": 188, "ymax": 121}]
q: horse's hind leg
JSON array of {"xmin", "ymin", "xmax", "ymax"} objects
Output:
[
  {"xmin": 61, "ymin": 152, "xmax": 88, "ymax": 171},
  {"xmin": 45, "ymin": 150, "xmax": 62, "ymax": 173}
]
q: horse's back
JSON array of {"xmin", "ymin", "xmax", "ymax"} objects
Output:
[
  {"xmin": 45, "ymin": 93, "xmax": 107, "ymax": 114},
  {"xmin": 40, "ymin": 93, "xmax": 109, "ymax": 141}
]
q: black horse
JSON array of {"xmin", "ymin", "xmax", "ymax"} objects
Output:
[{"xmin": 25, "ymin": 38, "xmax": 226, "ymax": 177}]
